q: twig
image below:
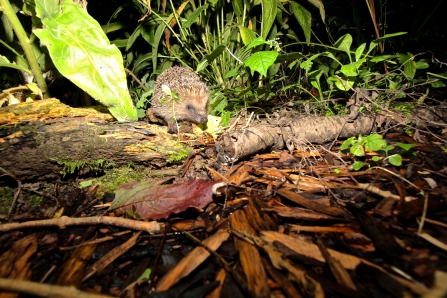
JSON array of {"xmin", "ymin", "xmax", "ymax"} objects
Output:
[
  {"xmin": 0, "ymin": 277, "xmax": 113, "ymax": 298},
  {"xmin": 0, "ymin": 216, "xmax": 162, "ymax": 233}
]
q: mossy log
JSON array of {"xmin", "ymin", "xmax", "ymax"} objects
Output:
[{"xmin": 0, "ymin": 99, "xmax": 187, "ymax": 182}]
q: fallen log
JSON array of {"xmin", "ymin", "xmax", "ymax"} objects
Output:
[
  {"xmin": 0, "ymin": 99, "xmax": 188, "ymax": 181},
  {"xmin": 216, "ymin": 115, "xmax": 377, "ymax": 163}
]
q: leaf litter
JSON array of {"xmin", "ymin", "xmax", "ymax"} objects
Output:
[{"xmin": 1, "ymin": 131, "xmax": 447, "ymax": 298}]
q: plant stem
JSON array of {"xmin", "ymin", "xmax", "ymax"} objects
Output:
[{"xmin": 0, "ymin": 0, "xmax": 50, "ymax": 98}]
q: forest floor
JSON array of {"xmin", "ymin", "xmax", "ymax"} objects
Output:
[{"xmin": 1, "ymin": 116, "xmax": 447, "ymax": 298}]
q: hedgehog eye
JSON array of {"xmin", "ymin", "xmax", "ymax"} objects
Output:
[{"xmin": 186, "ymin": 104, "xmax": 193, "ymax": 110}]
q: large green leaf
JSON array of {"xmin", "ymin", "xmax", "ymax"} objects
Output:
[
  {"xmin": 289, "ymin": 2, "xmax": 311, "ymax": 45},
  {"xmin": 262, "ymin": 0, "xmax": 276, "ymax": 39},
  {"xmin": 244, "ymin": 51, "xmax": 279, "ymax": 76},
  {"xmin": 33, "ymin": 0, "xmax": 137, "ymax": 121},
  {"xmin": 34, "ymin": 0, "xmax": 58, "ymax": 19}
]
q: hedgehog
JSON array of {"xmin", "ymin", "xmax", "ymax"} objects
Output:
[{"xmin": 149, "ymin": 66, "xmax": 210, "ymax": 133}]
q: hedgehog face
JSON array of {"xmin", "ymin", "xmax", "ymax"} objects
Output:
[{"xmin": 174, "ymin": 85, "xmax": 209, "ymax": 124}]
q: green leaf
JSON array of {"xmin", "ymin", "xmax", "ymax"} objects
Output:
[
  {"xmin": 0, "ymin": 55, "xmax": 31, "ymax": 73},
  {"xmin": 353, "ymin": 161, "xmax": 364, "ymax": 171},
  {"xmin": 300, "ymin": 59, "xmax": 313, "ymax": 72},
  {"xmin": 366, "ymin": 40, "xmax": 379, "ymax": 56},
  {"xmin": 432, "ymin": 81, "xmax": 446, "ymax": 88},
  {"xmin": 299, "ymin": 53, "xmax": 322, "ymax": 72},
  {"xmin": 427, "ymin": 72, "xmax": 447, "ymax": 80},
  {"xmin": 1, "ymin": 11, "xmax": 14, "ymax": 42},
  {"xmin": 79, "ymin": 180, "xmax": 94, "ymax": 188},
  {"xmin": 334, "ymin": 34, "xmax": 353, "ymax": 62},
  {"xmin": 384, "ymin": 145, "xmax": 395, "ymax": 153},
  {"xmin": 290, "ymin": 1, "xmax": 312, "ymax": 45},
  {"xmin": 137, "ymin": 268, "xmax": 152, "ymax": 281},
  {"xmin": 0, "ymin": 39, "xmax": 30, "ymax": 70},
  {"xmin": 405, "ymin": 61, "xmax": 417, "ymax": 79},
  {"xmin": 262, "ymin": 0, "xmax": 276, "ymax": 39},
  {"xmin": 372, "ymin": 156, "xmax": 381, "ymax": 162},
  {"xmin": 351, "ymin": 144, "xmax": 365, "ymax": 156},
  {"xmin": 388, "ymin": 154, "xmax": 402, "ymax": 166},
  {"xmin": 370, "ymin": 55, "xmax": 394, "ymax": 62},
  {"xmin": 340, "ymin": 136, "xmax": 356, "ymax": 150},
  {"xmin": 397, "ymin": 52, "xmax": 416, "ymax": 79},
  {"xmin": 372, "ymin": 32, "xmax": 407, "ymax": 44},
  {"xmin": 365, "ymin": 138, "xmax": 387, "ymax": 151},
  {"xmin": 307, "ymin": 0, "xmax": 325, "ymax": 23},
  {"xmin": 232, "ymin": 0, "xmax": 244, "ymax": 17},
  {"xmin": 224, "ymin": 67, "xmax": 239, "ymax": 78},
  {"xmin": 247, "ymin": 36, "xmax": 266, "ymax": 50},
  {"xmin": 126, "ymin": 23, "xmax": 142, "ymax": 51},
  {"xmin": 275, "ymin": 52, "xmax": 305, "ymax": 63},
  {"xmin": 220, "ymin": 111, "xmax": 231, "ymax": 127},
  {"xmin": 327, "ymin": 76, "xmax": 354, "ymax": 91},
  {"xmin": 340, "ymin": 59, "xmax": 366, "ymax": 77},
  {"xmin": 152, "ymin": 22, "xmax": 166, "ymax": 72},
  {"xmin": 205, "ymin": 45, "xmax": 227, "ymax": 62},
  {"xmin": 355, "ymin": 43, "xmax": 366, "ymax": 61},
  {"xmin": 33, "ymin": 0, "xmax": 137, "ymax": 121},
  {"xmin": 395, "ymin": 142, "xmax": 416, "ymax": 151},
  {"xmin": 415, "ymin": 61, "xmax": 429, "ymax": 69},
  {"xmin": 183, "ymin": 4, "xmax": 208, "ymax": 28},
  {"xmin": 197, "ymin": 45, "xmax": 226, "ymax": 71},
  {"xmin": 244, "ymin": 51, "xmax": 279, "ymax": 76},
  {"xmin": 34, "ymin": 0, "xmax": 59, "ymax": 19},
  {"xmin": 238, "ymin": 26, "xmax": 257, "ymax": 46}
]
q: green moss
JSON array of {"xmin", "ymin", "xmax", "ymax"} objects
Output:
[
  {"xmin": 30, "ymin": 195, "xmax": 43, "ymax": 206},
  {"xmin": 0, "ymin": 187, "xmax": 14, "ymax": 213},
  {"xmin": 168, "ymin": 147, "xmax": 191, "ymax": 162},
  {"xmin": 94, "ymin": 165, "xmax": 149, "ymax": 196},
  {"xmin": 52, "ymin": 158, "xmax": 116, "ymax": 177}
]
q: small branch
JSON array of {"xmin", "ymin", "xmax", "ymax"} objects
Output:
[
  {"xmin": 0, "ymin": 277, "xmax": 113, "ymax": 298},
  {"xmin": 0, "ymin": 216, "xmax": 162, "ymax": 233}
]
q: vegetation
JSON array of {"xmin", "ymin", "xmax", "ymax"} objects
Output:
[
  {"xmin": 339, "ymin": 134, "xmax": 417, "ymax": 170},
  {"xmin": 1, "ymin": 0, "xmax": 446, "ymax": 125},
  {"xmin": 52, "ymin": 158, "xmax": 116, "ymax": 177}
]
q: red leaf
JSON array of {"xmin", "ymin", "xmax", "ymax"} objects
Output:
[{"xmin": 113, "ymin": 179, "xmax": 216, "ymax": 220}]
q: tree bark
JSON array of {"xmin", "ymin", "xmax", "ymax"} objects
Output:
[
  {"xmin": 216, "ymin": 115, "xmax": 377, "ymax": 163},
  {"xmin": 0, "ymin": 99, "xmax": 183, "ymax": 181}
]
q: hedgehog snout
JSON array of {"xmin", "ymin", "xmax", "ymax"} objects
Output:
[{"xmin": 197, "ymin": 115, "xmax": 208, "ymax": 123}]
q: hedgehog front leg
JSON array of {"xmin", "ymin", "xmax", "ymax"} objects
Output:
[{"xmin": 166, "ymin": 120, "xmax": 179, "ymax": 134}]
